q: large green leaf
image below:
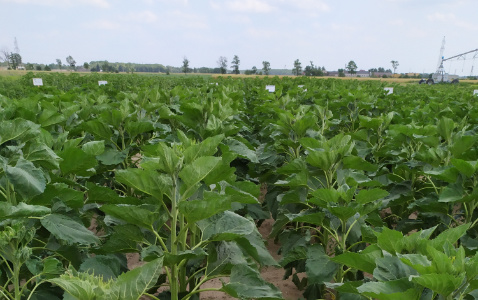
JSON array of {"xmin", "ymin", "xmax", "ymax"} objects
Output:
[
  {"xmin": 222, "ymin": 264, "xmax": 283, "ymax": 299},
  {"xmin": 115, "ymin": 168, "xmax": 169, "ymax": 201},
  {"xmin": 79, "ymin": 255, "xmax": 123, "ymax": 280},
  {"xmin": 223, "ymin": 138, "xmax": 259, "ymax": 163},
  {"xmin": 41, "ymin": 214, "xmax": 100, "ymax": 245},
  {"xmin": 124, "ymin": 120, "xmax": 154, "ymax": 139},
  {"xmin": 5, "ymin": 158, "xmax": 46, "ymax": 199},
  {"xmin": 96, "ymin": 148, "xmax": 128, "ymax": 166},
  {"xmin": 306, "ymin": 244, "xmax": 339, "ymax": 284},
  {"xmin": 48, "ymin": 273, "xmax": 97, "ymax": 300},
  {"xmin": 23, "ymin": 141, "xmax": 62, "ymax": 170},
  {"xmin": 183, "ymin": 133, "xmax": 224, "ymax": 164},
  {"xmin": 206, "ymin": 241, "xmax": 249, "ymax": 275},
  {"xmin": 356, "ymin": 188, "xmax": 389, "ymax": 204},
  {"xmin": 97, "ymin": 224, "xmax": 144, "ymax": 254},
  {"xmin": 86, "ymin": 182, "xmax": 141, "ymax": 205},
  {"xmin": 331, "ymin": 249, "xmax": 381, "ymax": 274},
  {"xmin": 373, "ymin": 255, "xmax": 418, "ymax": 281},
  {"xmin": 197, "ymin": 211, "xmax": 255, "ymax": 241},
  {"xmin": 431, "ymin": 224, "xmax": 470, "ymax": 250},
  {"xmin": 178, "ymin": 191, "xmax": 231, "ymax": 223},
  {"xmin": 411, "ymin": 273, "xmax": 464, "ymax": 297},
  {"xmin": 437, "ymin": 117, "xmax": 454, "ymax": 142},
  {"xmin": 81, "ymin": 120, "xmax": 112, "ymax": 141},
  {"xmin": 357, "ymin": 278, "xmax": 420, "ymax": 300},
  {"xmin": 0, "ymin": 118, "xmax": 40, "ymax": 146},
  {"xmin": 179, "ymin": 156, "xmax": 221, "ymax": 188},
  {"xmin": 81, "ymin": 141, "xmax": 105, "ymax": 156},
  {"xmin": 107, "ymin": 258, "xmax": 163, "ymax": 300},
  {"xmin": 343, "ymin": 156, "xmax": 378, "ymax": 172},
  {"xmin": 100, "ymin": 204, "xmax": 160, "ymax": 229},
  {"xmin": 31, "ymin": 183, "xmax": 84, "ymax": 208},
  {"xmin": 59, "ymin": 147, "xmax": 97, "ymax": 176},
  {"xmin": 0, "ymin": 202, "xmax": 50, "ymax": 219},
  {"xmin": 375, "ymin": 227, "xmax": 404, "ymax": 254}
]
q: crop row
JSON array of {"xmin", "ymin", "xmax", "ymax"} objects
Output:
[{"xmin": 1, "ymin": 73, "xmax": 478, "ymax": 300}]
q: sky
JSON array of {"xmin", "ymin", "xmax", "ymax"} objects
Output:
[{"xmin": 1, "ymin": 0, "xmax": 478, "ymax": 75}]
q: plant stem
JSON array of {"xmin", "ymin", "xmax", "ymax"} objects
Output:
[{"xmin": 170, "ymin": 175, "xmax": 179, "ymax": 300}]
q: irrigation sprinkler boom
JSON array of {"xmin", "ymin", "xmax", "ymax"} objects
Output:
[{"xmin": 420, "ymin": 37, "xmax": 478, "ymax": 84}]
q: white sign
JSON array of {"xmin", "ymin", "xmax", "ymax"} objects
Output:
[
  {"xmin": 298, "ymin": 85, "xmax": 307, "ymax": 92},
  {"xmin": 98, "ymin": 81, "xmax": 108, "ymax": 86},
  {"xmin": 266, "ymin": 85, "xmax": 275, "ymax": 93},
  {"xmin": 33, "ymin": 78, "xmax": 43, "ymax": 86},
  {"xmin": 474, "ymin": 90, "xmax": 478, "ymax": 96},
  {"xmin": 384, "ymin": 87, "xmax": 393, "ymax": 95}
]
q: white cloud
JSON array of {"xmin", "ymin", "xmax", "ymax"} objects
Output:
[
  {"xmin": 427, "ymin": 12, "xmax": 455, "ymax": 22},
  {"xmin": 124, "ymin": 11, "xmax": 158, "ymax": 23},
  {"xmin": 83, "ymin": 20, "xmax": 120, "ymax": 30},
  {"xmin": 211, "ymin": 0, "xmax": 274, "ymax": 13},
  {"xmin": 0, "ymin": 0, "xmax": 109, "ymax": 8},
  {"xmin": 169, "ymin": 11, "xmax": 209, "ymax": 29},
  {"xmin": 286, "ymin": 0, "xmax": 330, "ymax": 13}
]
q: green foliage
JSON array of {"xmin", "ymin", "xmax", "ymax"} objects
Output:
[{"xmin": 2, "ymin": 72, "xmax": 478, "ymax": 300}]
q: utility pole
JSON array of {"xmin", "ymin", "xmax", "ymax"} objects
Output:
[{"xmin": 14, "ymin": 37, "xmax": 20, "ymax": 53}]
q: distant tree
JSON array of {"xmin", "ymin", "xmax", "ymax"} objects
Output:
[
  {"xmin": 35, "ymin": 65, "xmax": 42, "ymax": 71},
  {"xmin": 217, "ymin": 56, "xmax": 227, "ymax": 74},
  {"xmin": 56, "ymin": 59, "xmax": 62, "ymax": 70},
  {"xmin": 44, "ymin": 65, "xmax": 51, "ymax": 71},
  {"xmin": 66, "ymin": 55, "xmax": 76, "ymax": 70},
  {"xmin": 102, "ymin": 61, "xmax": 109, "ymax": 72},
  {"xmin": 26, "ymin": 63, "xmax": 34, "ymax": 70},
  {"xmin": 304, "ymin": 61, "xmax": 324, "ymax": 76},
  {"xmin": 386, "ymin": 69, "xmax": 392, "ymax": 73},
  {"xmin": 338, "ymin": 68, "xmax": 345, "ymax": 77},
  {"xmin": 0, "ymin": 48, "xmax": 10, "ymax": 64},
  {"xmin": 391, "ymin": 60, "xmax": 399, "ymax": 74},
  {"xmin": 182, "ymin": 57, "xmax": 190, "ymax": 74},
  {"xmin": 9, "ymin": 53, "xmax": 22, "ymax": 70},
  {"xmin": 83, "ymin": 62, "xmax": 90, "ymax": 70},
  {"xmin": 346, "ymin": 60, "xmax": 357, "ymax": 75},
  {"xmin": 293, "ymin": 59, "xmax": 302, "ymax": 76},
  {"xmin": 252, "ymin": 66, "xmax": 257, "ymax": 74},
  {"xmin": 262, "ymin": 61, "xmax": 271, "ymax": 75},
  {"xmin": 231, "ymin": 55, "xmax": 240, "ymax": 74}
]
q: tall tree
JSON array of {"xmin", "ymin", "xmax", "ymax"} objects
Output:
[
  {"xmin": 83, "ymin": 62, "xmax": 90, "ymax": 70},
  {"xmin": 0, "ymin": 48, "xmax": 10, "ymax": 66},
  {"xmin": 217, "ymin": 56, "xmax": 227, "ymax": 74},
  {"xmin": 262, "ymin": 61, "xmax": 271, "ymax": 75},
  {"xmin": 346, "ymin": 60, "xmax": 357, "ymax": 75},
  {"xmin": 56, "ymin": 59, "xmax": 62, "ymax": 70},
  {"xmin": 231, "ymin": 55, "xmax": 240, "ymax": 74},
  {"xmin": 66, "ymin": 55, "xmax": 76, "ymax": 70},
  {"xmin": 9, "ymin": 53, "xmax": 22, "ymax": 70},
  {"xmin": 391, "ymin": 60, "xmax": 399, "ymax": 74},
  {"xmin": 293, "ymin": 59, "xmax": 302, "ymax": 76},
  {"xmin": 182, "ymin": 57, "xmax": 190, "ymax": 74}
]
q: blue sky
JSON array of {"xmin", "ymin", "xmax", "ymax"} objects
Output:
[{"xmin": 1, "ymin": 0, "xmax": 477, "ymax": 74}]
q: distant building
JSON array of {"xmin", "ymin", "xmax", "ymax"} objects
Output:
[
  {"xmin": 345, "ymin": 70, "xmax": 370, "ymax": 77},
  {"xmin": 327, "ymin": 71, "xmax": 339, "ymax": 77}
]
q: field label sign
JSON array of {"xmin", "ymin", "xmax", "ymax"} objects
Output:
[
  {"xmin": 33, "ymin": 78, "xmax": 43, "ymax": 86},
  {"xmin": 98, "ymin": 81, "xmax": 108, "ymax": 86},
  {"xmin": 474, "ymin": 90, "xmax": 478, "ymax": 96},
  {"xmin": 384, "ymin": 87, "xmax": 393, "ymax": 94},
  {"xmin": 266, "ymin": 85, "xmax": 275, "ymax": 93},
  {"xmin": 298, "ymin": 85, "xmax": 307, "ymax": 92}
]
